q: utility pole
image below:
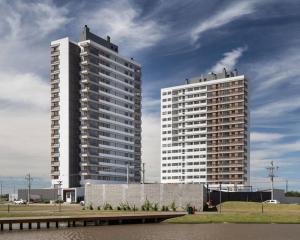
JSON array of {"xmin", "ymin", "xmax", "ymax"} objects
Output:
[
  {"xmin": 142, "ymin": 162, "xmax": 145, "ymax": 184},
  {"xmin": 266, "ymin": 161, "xmax": 279, "ymax": 200},
  {"xmin": 126, "ymin": 163, "xmax": 129, "ymax": 185},
  {"xmin": 57, "ymin": 180, "xmax": 62, "ymax": 212},
  {"xmin": 25, "ymin": 174, "xmax": 33, "ymax": 204},
  {"xmin": 219, "ymin": 183, "xmax": 222, "ymax": 213}
]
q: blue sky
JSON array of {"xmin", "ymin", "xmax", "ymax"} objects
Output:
[{"xmin": 0, "ymin": 0, "xmax": 300, "ymax": 192}]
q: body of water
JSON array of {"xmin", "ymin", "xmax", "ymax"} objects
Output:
[{"xmin": 1, "ymin": 223, "xmax": 300, "ymax": 240}]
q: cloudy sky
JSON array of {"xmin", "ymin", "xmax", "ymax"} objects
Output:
[{"xmin": 0, "ymin": 0, "xmax": 300, "ymax": 191}]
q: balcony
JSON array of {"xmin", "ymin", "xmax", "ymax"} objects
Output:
[
  {"xmin": 50, "ymin": 171, "xmax": 60, "ymax": 176},
  {"xmin": 51, "ymin": 161, "xmax": 60, "ymax": 167},
  {"xmin": 51, "ymin": 50, "xmax": 59, "ymax": 56}
]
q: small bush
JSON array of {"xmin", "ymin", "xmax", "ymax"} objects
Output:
[
  {"xmin": 103, "ymin": 202, "xmax": 113, "ymax": 210},
  {"xmin": 171, "ymin": 201, "xmax": 176, "ymax": 211},
  {"xmin": 132, "ymin": 205, "xmax": 138, "ymax": 211},
  {"xmin": 161, "ymin": 205, "xmax": 169, "ymax": 211},
  {"xmin": 124, "ymin": 202, "xmax": 131, "ymax": 211},
  {"xmin": 97, "ymin": 206, "xmax": 101, "ymax": 210},
  {"xmin": 82, "ymin": 207, "xmax": 85, "ymax": 210},
  {"xmin": 285, "ymin": 191, "xmax": 300, "ymax": 197},
  {"xmin": 185, "ymin": 203, "xmax": 191, "ymax": 211},
  {"xmin": 153, "ymin": 203, "xmax": 159, "ymax": 211},
  {"xmin": 89, "ymin": 204, "xmax": 93, "ymax": 210},
  {"xmin": 141, "ymin": 199, "xmax": 152, "ymax": 211}
]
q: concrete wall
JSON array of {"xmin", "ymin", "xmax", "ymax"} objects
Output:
[
  {"xmin": 18, "ymin": 189, "xmax": 58, "ymax": 202},
  {"xmin": 85, "ymin": 184, "xmax": 205, "ymax": 211},
  {"xmin": 274, "ymin": 189, "xmax": 300, "ymax": 204}
]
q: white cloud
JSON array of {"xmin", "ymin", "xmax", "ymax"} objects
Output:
[
  {"xmin": 251, "ymin": 48, "xmax": 300, "ymax": 92},
  {"xmin": 0, "ymin": 0, "xmax": 69, "ymax": 177},
  {"xmin": 0, "ymin": 72, "xmax": 49, "ymax": 110},
  {"xmin": 141, "ymin": 113, "xmax": 161, "ymax": 183},
  {"xmin": 0, "ymin": 0, "xmax": 70, "ymax": 42},
  {"xmin": 82, "ymin": 0, "xmax": 167, "ymax": 53},
  {"xmin": 251, "ymin": 132, "xmax": 285, "ymax": 143},
  {"xmin": 251, "ymin": 139, "xmax": 300, "ymax": 174},
  {"xmin": 210, "ymin": 46, "xmax": 247, "ymax": 73},
  {"xmin": 252, "ymin": 96, "xmax": 300, "ymax": 119},
  {"xmin": 0, "ymin": 0, "xmax": 70, "ymax": 73},
  {"xmin": 0, "ymin": 109, "xmax": 50, "ymax": 177},
  {"xmin": 142, "ymin": 97, "xmax": 161, "ymax": 114},
  {"xmin": 0, "ymin": 72, "xmax": 50, "ymax": 177},
  {"xmin": 190, "ymin": 1, "xmax": 256, "ymax": 44}
]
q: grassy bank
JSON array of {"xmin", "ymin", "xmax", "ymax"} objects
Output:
[
  {"xmin": 166, "ymin": 202, "xmax": 300, "ymax": 224},
  {"xmin": 0, "ymin": 204, "xmax": 170, "ymax": 218},
  {"xmin": 1, "ymin": 202, "xmax": 300, "ymax": 224}
]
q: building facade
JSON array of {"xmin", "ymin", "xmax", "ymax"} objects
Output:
[
  {"xmin": 50, "ymin": 26, "xmax": 142, "ymax": 188},
  {"xmin": 161, "ymin": 69, "xmax": 249, "ymax": 187}
]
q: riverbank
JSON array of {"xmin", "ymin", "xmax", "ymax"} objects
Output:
[
  {"xmin": 0, "ymin": 204, "xmax": 166, "ymax": 218},
  {"xmin": 1, "ymin": 202, "xmax": 299, "ymax": 224},
  {"xmin": 166, "ymin": 201, "xmax": 300, "ymax": 224}
]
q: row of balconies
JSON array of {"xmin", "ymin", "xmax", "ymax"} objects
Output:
[
  {"xmin": 206, "ymin": 82, "xmax": 245, "ymax": 92},
  {"xmin": 207, "ymin": 86, "xmax": 245, "ymax": 95},
  {"xmin": 207, "ymin": 163, "xmax": 244, "ymax": 168},
  {"xmin": 207, "ymin": 141, "xmax": 245, "ymax": 147},
  {"xmin": 207, "ymin": 155, "xmax": 245, "ymax": 160},
  {"xmin": 207, "ymin": 120, "xmax": 246, "ymax": 126}
]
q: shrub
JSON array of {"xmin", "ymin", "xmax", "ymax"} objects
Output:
[
  {"xmin": 141, "ymin": 199, "xmax": 152, "ymax": 211},
  {"xmin": 185, "ymin": 203, "xmax": 191, "ymax": 211},
  {"xmin": 171, "ymin": 201, "xmax": 176, "ymax": 211},
  {"xmin": 97, "ymin": 206, "xmax": 101, "ymax": 210},
  {"xmin": 153, "ymin": 203, "xmax": 159, "ymax": 211},
  {"xmin": 89, "ymin": 204, "xmax": 93, "ymax": 210},
  {"xmin": 103, "ymin": 202, "xmax": 113, "ymax": 210},
  {"xmin": 132, "ymin": 205, "xmax": 138, "ymax": 211},
  {"xmin": 120, "ymin": 202, "xmax": 131, "ymax": 211},
  {"xmin": 161, "ymin": 205, "xmax": 169, "ymax": 211},
  {"xmin": 285, "ymin": 191, "xmax": 300, "ymax": 197}
]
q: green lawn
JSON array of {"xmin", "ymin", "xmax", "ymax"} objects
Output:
[
  {"xmin": 1, "ymin": 202, "xmax": 300, "ymax": 224},
  {"xmin": 166, "ymin": 202, "xmax": 300, "ymax": 224},
  {"xmin": 0, "ymin": 204, "xmax": 166, "ymax": 218}
]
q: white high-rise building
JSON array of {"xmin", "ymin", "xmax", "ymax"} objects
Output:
[
  {"xmin": 161, "ymin": 69, "xmax": 249, "ymax": 188},
  {"xmin": 50, "ymin": 26, "xmax": 142, "ymax": 189}
]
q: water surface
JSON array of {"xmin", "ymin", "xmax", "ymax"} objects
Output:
[{"xmin": 1, "ymin": 223, "xmax": 300, "ymax": 240}]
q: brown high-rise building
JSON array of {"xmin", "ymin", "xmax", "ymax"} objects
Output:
[{"xmin": 161, "ymin": 68, "xmax": 249, "ymax": 188}]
